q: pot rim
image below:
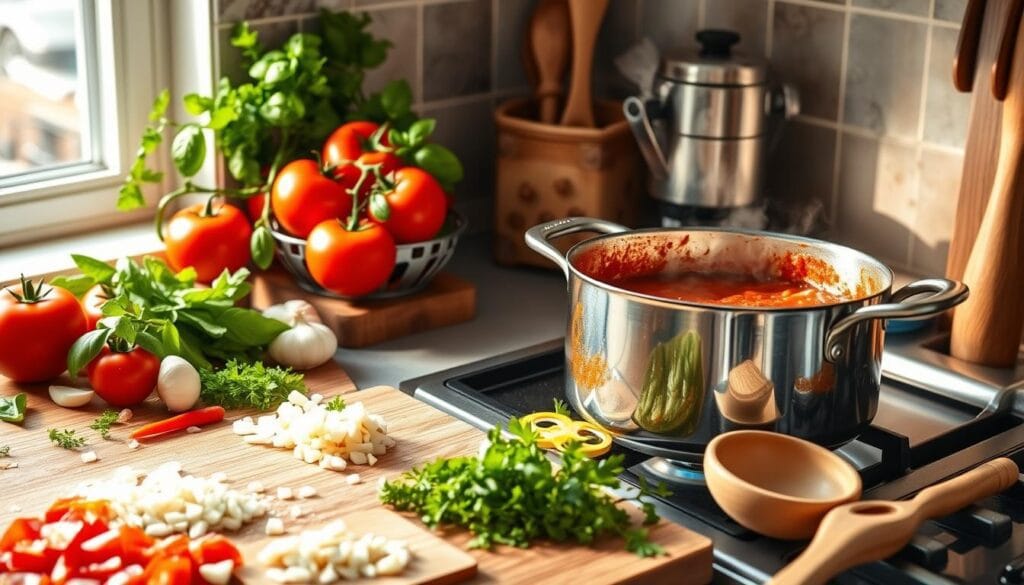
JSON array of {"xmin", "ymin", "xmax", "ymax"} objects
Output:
[{"xmin": 563, "ymin": 226, "xmax": 896, "ymax": 313}]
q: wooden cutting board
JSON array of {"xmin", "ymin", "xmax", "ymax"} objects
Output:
[
  {"xmin": 0, "ymin": 369, "xmax": 712, "ymax": 584},
  {"xmin": 250, "ymin": 267, "xmax": 477, "ymax": 348},
  {"xmin": 235, "ymin": 508, "xmax": 479, "ymax": 585}
]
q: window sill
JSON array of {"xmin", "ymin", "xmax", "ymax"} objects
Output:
[{"xmin": 0, "ymin": 222, "xmax": 161, "ymax": 284}]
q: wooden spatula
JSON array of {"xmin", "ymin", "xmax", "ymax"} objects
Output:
[
  {"xmin": 527, "ymin": 0, "xmax": 571, "ymax": 124},
  {"xmin": 950, "ymin": 10, "xmax": 1024, "ymax": 367},
  {"xmin": 559, "ymin": 0, "xmax": 609, "ymax": 127},
  {"xmin": 769, "ymin": 458, "xmax": 1019, "ymax": 585}
]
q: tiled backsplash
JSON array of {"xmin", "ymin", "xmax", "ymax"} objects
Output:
[{"xmin": 213, "ymin": 0, "xmax": 970, "ymax": 275}]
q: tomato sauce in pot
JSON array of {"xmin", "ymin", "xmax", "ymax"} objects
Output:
[{"xmin": 608, "ymin": 271, "xmax": 843, "ymax": 307}]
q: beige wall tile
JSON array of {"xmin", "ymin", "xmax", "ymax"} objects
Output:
[{"xmin": 910, "ymin": 147, "xmax": 962, "ymax": 274}]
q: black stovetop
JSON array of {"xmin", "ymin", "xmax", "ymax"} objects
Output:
[{"xmin": 401, "ymin": 339, "xmax": 1024, "ymax": 585}]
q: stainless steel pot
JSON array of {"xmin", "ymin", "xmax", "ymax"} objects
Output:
[{"xmin": 525, "ymin": 217, "xmax": 968, "ymax": 461}]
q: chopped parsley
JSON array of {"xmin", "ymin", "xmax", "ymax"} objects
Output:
[
  {"xmin": 325, "ymin": 396, "xmax": 347, "ymax": 412},
  {"xmin": 89, "ymin": 410, "xmax": 120, "ymax": 439},
  {"xmin": 199, "ymin": 359, "xmax": 307, "ymax": 410},
  {"xmin": 48, "ymin": 428, "xmax": 87, "ymax": 450}
]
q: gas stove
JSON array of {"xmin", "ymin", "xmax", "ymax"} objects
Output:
[{"xmin": 401, "ymin": 338, "xmax": 1024, "ymax": 585}]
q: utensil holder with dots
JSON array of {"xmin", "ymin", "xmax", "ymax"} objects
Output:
[{"xmin": 493, "ymin": 98, "xmax": 643, "ymax": 268}]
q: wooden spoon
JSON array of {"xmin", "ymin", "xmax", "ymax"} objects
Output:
[
  {"xmin": 559, "ymin": 0, "xmax": 609, "ymax": 127},
  {"xmin": 526, "ymin": 0, "xmax": 571, "ymax": 124},
  {"xmin": 950, "ymin": 11, "xmax": 1024, "ymax": 367},
  {"xmin": 769, "ymin": 457, "xmax": 1019, "ymax": 585}
]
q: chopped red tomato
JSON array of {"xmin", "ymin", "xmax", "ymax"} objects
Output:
[
  {"xmin": 187, "ymin": 534, "xmax": 242, "ymax": 568},
  {"xmin": 7, "ymin": 547, "xmax": 60, "ymax": 573},
  {"xmin": 1, "ymin": 518, "xmax": 42, "ymax": 553},
  {"xmin": 44, "ymin": 499, "xmax": 112, "ymax": 524},
  {"xmin": 142, "ymin": 554, "xmax": 193, "ymax": 585}
]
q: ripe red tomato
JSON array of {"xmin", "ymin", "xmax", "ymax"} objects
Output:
[
  {"xmin": 356, "ymin": 151, "xmax": 402, "ymax": 179},
  {"xmin": 82, "ymin": 285, "xmax": 108, "ymax": 330},
  {"xmin": 271, "ymin": 159, "xmax": 350, "ymax": 238},
  {"xmin": 370, "ymin": 167, "xmax": 448, "ymax": 243},
  {"xmin": 245, "ymin": 193, "xmax": 267, "ymax": 223},
  {"xmin": 0, "ymin": 280, "xmax": 87, "ymax": 382},
  {"xmin": 323, "ymin": 121, "xmax": 381, "ymax": 166},
  {"xmin": 164, "ymin": 203, "xmax": 252, "ymax": 283},
  {"xmin": 86, "ymin": 346, "xmax": 160, "ymax": 407},
  {"xmin": 305, "ymin": 221, "xmax": 396, "ymax": 297}
]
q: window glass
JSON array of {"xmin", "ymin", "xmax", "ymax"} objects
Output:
[{"xmin": 0, "ymin": 0, "xmax": 90, "ymax": 183}]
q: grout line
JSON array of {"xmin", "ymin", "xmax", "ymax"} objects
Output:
[
  {"xmin": 490, "ymin": 0, "xmax": 498, "ymax": 94},
  {"xmin": 416, "ymin": 0, "xmax": 425, "ymax": 103},
  {"xmin": 775, "ymin": 0, "xmax": 961, "ymax": 27},
  {"xmin": 828, "ymin": 4, "xmax": 852, "ymax": 234}
]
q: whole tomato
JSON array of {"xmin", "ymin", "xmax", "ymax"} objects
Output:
[
  {"xmin": 86, "ymin": 346, "xmax": 160, "ymax": 407},
  {"xmin": 82, "ymin": 285, "xmax": 109, "ymax": 330},
  {"xmin": 370, "ymin": 167, "xmax": 448, "ymax": 243},
  {"xmin": 271, "ymin": 159, "xmax": 350, "ymax": 238},
  {"xmin": 164, "ymin": 202, "xmax": 252, "ymax": 283},
  {"xmin": 0, "ymin": 277, "xmax": 87, "ymax": 382},
  {"xmin": 305, "ymin": 220, "xmax": 397, "ymax": 297},
  {"xmin": 323, "ymin": 121, "xmax": 382, "ymax": 166},
  {"xmin": 356, "ymin": 151, "xmax": 402, "ymax": 179},
  {"xmin": 245, "ymin": 193, "xmax": 267, "ymax": 223}
]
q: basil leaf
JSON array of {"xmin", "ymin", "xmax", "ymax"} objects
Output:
[
  {"xmin": 171, "ymin": 125, "xmax": 206, "ymax": 178},
  {"xmin": 229, "ymin": 148, "xmax": 260, "ymax": 185},
  {"xmin": 413, "ymin": 144, "xmax": 463, "ymax": 188},
  {"xmin": 407, "ymin": 118, "xmax": 436, "ymax": 147},
  {"xmin": 250, "ymin": 225, "xmax": 275, "ymax": 270},
  {"xmin": 183, "ymin": 93, "xmax": 211, "ymax": 116},
  {"xmin": 112, "ymin": 316, "xmax": 138, "ymax": 345},
  {"xmin": 206, "ymin": 107, "xmax": 237, "ymax": 130},
  {"xmin": 149, "ymin": 89, "xmax": 170, "ymax": 122},
  {"xmin": 117, "ymin": 182, "xmax": 145, "ymax": 211},
  {"xmin": 380, "ymin": 80, "xmax": 412, "ymax": 120},
  {"xmin": 161, "ymin": 321, "xmax": 181, "ymax": 356},
  {"xmin": 67, "ymin": 329, "xmax": 112, "ymax": 377},
  {"xmin": 51, "ymin": 274, "xmax": 96, "ymax": 297},
  {"xmin": 176, "ymin": 310, "xmax": 228, "ymax": 338},
  {"xmin": 71, "ymin": 254, "xmax": 115, "ymax": 283},
  {"xmin": 216, "ymin": 307, "xmax": 289, "ymax": 346},
  {"xmin": 0, "ymin": 393, "xmax": 27, "ymax": 424},
  {"xmin": 369, "ymin": 192, "xmax": 390, "ymax": 221},
  {"xmin": 135, "ymin": 330, "xmax": 165, "ymax": 358}
]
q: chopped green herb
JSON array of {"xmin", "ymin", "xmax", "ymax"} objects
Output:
[
  {"xmin": 325, "ymin": 396, "xmax": 346, "ymax": 412},
  {"xmin": 0, "ymin": 445, "xmax": 9, "ymax": 457},
  {"xmin": 0, "ymin": 393, "xmax": 27, "ymax": 423},
  {"xmin": 552, "ymin": 398, "xmax": 571, "ymax": 417},
  {"xmin": 90, "ymin": 410, "xmax": 120, "ymax": 439},
  {"xmin": 199, "ymin": 359, "xmax": 307, "ymax": 410},
  {"xmin": 48, "ymin": 428, "xmax": 87, "ymax": 450},
  {"xmin": 379, "ymin": 417, "xmax": 668, "ymax": 557}
]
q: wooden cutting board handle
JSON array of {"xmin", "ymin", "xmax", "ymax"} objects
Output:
[
  {"xmin": 528, "ymin": 0, "xmax": 571, "ymax": 124},
  {"xmin": 951, "ymin": 12, "xmax": 1024, "ymax": 367},
  {"xmin": 559, "ymin": 0, "xmax": 608, "ymax": 127},
  {"xmin": 769, "ymin": 458, "xmax": 1019, "ymax": 585}
]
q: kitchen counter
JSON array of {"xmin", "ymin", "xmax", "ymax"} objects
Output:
[{"xmin": 336, "ymin": 232, "xmax": 569, "ymax": 388}]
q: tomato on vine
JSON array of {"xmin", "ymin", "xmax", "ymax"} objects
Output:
[
  {"xmin": 305, "ymin": 221, "xmax": 396, "ymax": 297},
  {"xmin": 369, "ymin": 166, "xmax": 447, "ymax": 243},
  {"xmin": 0, "ymin": 276, "xmax": 87, "ymax": 382},
  {"xmin": 270, "ymin": 159, "xmax": 350, "ymax": 238},
  {"xmin": 323, "ymin": 121, "xmax": 387, "ymax": 166},
  {"xmin": 164, "ymin": 201, "xmax": 252, "ymax": 283},
  {"xmin": 86, "ymin": 345, "xmax": 161, "ymax": 407}
]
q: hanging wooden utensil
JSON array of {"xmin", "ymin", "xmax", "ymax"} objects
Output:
[
  {"xmin": 526, "ymin": 0, "xmax": 572, "ymax": 124},
  {"xmin": 559, "ymin": 0, "xmax": 609, "ymax": 127},
  {"xmin": 951, "ymin": 10, "xmax": 1024, "ymax": 367}
]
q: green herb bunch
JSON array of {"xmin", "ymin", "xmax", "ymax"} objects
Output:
[
  {"xmin": 198, "ymin": 359, "xmax": 307, "ymax": 410},
  {"xmin": 90, "ymin": 410, "xmax": 121, "ymax": 440},
  {"xmin": 55, "ymin": 254, "xmax": 288, "ymax": 372},
  {"xmin": 380, "ymin": 418, "xmax": 668, "ymax": 557},
  {"xmin": 118, "ymin": 9, "xmax": 463, "ymax": 268},
  {"xmin": 48, "ymin": 429, "xmax": 87, "ymax": 450}
]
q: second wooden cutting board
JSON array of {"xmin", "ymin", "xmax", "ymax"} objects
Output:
[{"xmin": 0, "ymin": 372, "xmax": 711, "ymax": 584}]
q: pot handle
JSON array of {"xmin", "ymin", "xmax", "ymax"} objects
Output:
[
  {"xmin": 825, "ymin": 279, "xmax": 969, "ymax": 362},
  {"xmin": 524, "ymin": 217, "xmax": 629, "ymax": 278}
]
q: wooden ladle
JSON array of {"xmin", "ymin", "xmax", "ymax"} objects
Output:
[
  {"xmin": 560, "ymin": 0, "xmax": 609, "ymax": 127},
  {"xmin": 769, "ymin": 457, "xmax": 1019, "ymax": 585},
  {"xmin": 526, "ymin": 0, "xmax": 571, "ymax": 124}
]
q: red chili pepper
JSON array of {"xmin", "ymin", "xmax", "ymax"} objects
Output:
[{"xmin": 131, "ymin": 406, "xmax": 225, "ymax": 440}]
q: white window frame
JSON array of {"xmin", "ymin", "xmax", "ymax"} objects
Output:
[{"xmin": 0, "ymin": 0, "xmax": 208, "ymax": 248}]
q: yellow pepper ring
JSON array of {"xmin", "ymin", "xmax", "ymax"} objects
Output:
[
  {"xmin": 553, "ymin": 421, "xmax": 613, "ymax": 457},
  {"xmin": 521, "ymin": 412, "xmax": 573, "ymax": 449}
]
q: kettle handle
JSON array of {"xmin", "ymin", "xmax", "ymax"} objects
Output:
[
  {"xmin": 623, "ymin": 97, "xmax": 669, "ymax": 180},
  {"xmin": 524, "ymin": 217, "xmax": 630, "ymax": 278}
]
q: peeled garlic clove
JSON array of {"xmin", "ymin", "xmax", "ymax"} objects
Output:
[{"xmin": 49, "ymin": 385, "xmax": 95, "ymax": 408}]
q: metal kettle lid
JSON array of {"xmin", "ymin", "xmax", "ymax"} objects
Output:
[{"xmin": 660, "ymin": 29, "xmax": 767, "ymax": 85}]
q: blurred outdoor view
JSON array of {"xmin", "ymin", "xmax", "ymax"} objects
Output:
[{"xmin": 0, "ymin": 0, "xmax": 86, "ymax": 182}]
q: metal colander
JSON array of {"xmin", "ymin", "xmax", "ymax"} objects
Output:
[{"xmin": 271, "ymin": 212, "xmax": 466, "ymax": 300}]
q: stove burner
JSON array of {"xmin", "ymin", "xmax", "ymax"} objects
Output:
[{"xmin": 638, "ymin": 458, "xmax": 707, "ymax": 486}]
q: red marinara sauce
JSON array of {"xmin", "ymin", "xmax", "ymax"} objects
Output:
[{"xmin": 609, "ymin": 271, "xmax": 843, "ymax": 307}]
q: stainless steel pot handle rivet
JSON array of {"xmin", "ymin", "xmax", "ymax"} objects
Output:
[
  {"xmin": 524, "ymin": 217, "xmax": 630, "ymax": 277},
  {"xmin": 825, "ymin": 278, "xmax": 969, "ymax": 362}
]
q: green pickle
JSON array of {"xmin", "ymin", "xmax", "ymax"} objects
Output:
[{"xmin": 633, "ymin": 331, "xmax": 704, "ymax": 434}]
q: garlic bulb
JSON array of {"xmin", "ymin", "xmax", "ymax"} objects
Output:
[
  {"xmin": 264, "ymin": 301, "xmax": 338, "ymax": 370},
  {"xmin": 157, "ymin": 356, "xmax": 201, "ymax": 412}
]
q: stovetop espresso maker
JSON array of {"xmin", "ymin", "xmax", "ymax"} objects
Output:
[{"xmin": 624, "ymin": 29, "xmax": 799, "ymax": 225}]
